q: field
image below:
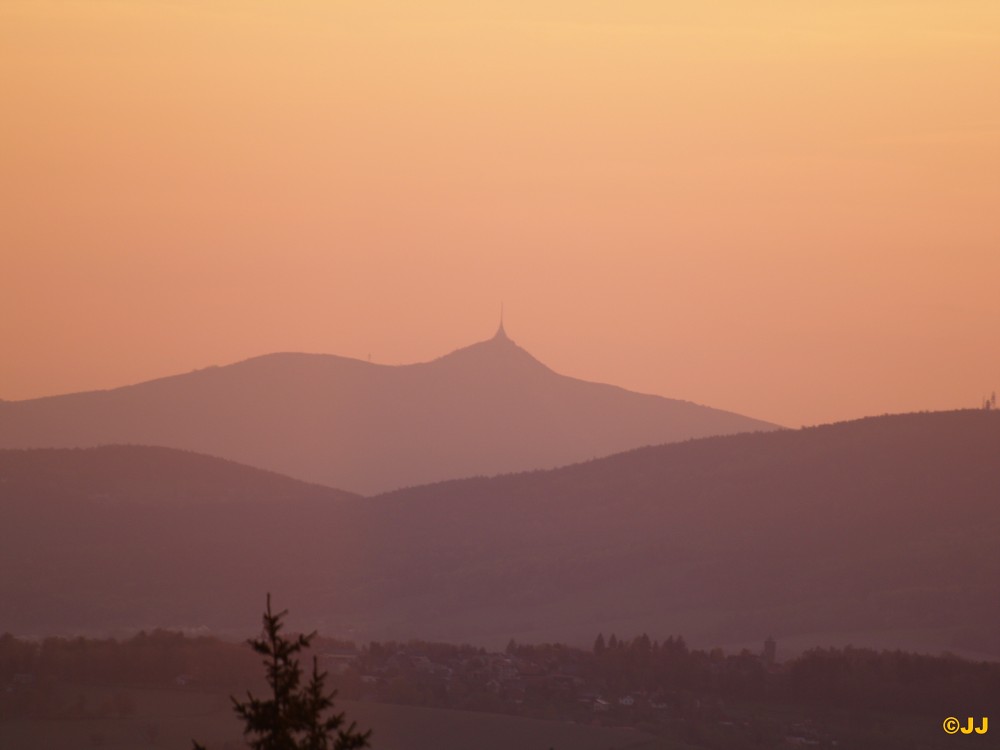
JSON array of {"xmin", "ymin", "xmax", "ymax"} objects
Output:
[{"xmin": 0, "ymin": 683, "xmax": 692, "ymax": 750}]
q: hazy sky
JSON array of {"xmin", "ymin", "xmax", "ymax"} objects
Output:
[{"xmin": 2, "ymin": 1, "xmax": 999, "ymax": 427}]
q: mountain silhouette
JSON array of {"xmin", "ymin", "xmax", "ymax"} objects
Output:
[
  {"xmin": 0, "ymin": 326, "xmax": 776, "ymax": 493},
  {"xmin": 2, "ymin": 410, "xmax": 998, "ymax": 658}
]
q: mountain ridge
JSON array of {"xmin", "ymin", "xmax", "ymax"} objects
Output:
[
  {"xmin": 0, "ymin": 330, "xmax": 778, "ymax": 494},
  {"xmin": 2, "ymin": 409, "xmax": 998, "ymax": 657}
]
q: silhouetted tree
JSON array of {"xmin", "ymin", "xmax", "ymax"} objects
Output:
[
  {"xmin": 193, "ymin": 595, "xmax": 370, "ymax": 750},
  {"xmin": 593, "ymin": 633, "xmax": 606, "ymax": 655},
  {"xmin": 633, "ymin": 633, "xmax": 652, "ymax": 656}
]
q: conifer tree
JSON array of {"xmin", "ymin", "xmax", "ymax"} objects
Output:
[{"xmin": 193, "ymin": 595, "xmax": 370, "ymax": 750}]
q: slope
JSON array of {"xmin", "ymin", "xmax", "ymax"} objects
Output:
[
  {"xmin": 1, "ymin": 411, "xmax": 997, "ymax": 657},
  {"xmin": 0, "ymin": 327, "xmax": 776, "ymax": 494}
]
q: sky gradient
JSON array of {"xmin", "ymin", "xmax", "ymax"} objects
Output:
[{"xmin": 2, "ymin": 1, "xmax": 999, "ymax": 427}]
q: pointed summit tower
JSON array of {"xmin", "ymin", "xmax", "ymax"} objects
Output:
[{"xmin": 494, "ymin": 302, "xmax": 509, "ymax": 341}]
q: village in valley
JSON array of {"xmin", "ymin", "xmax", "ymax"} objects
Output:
[
  {"xmin": 318, "ymin": 634, "xmax": 836, "ymax": 747},
  {"xmin": 4, "ymin": 622, "xmax": 996, "ymax": 748}
]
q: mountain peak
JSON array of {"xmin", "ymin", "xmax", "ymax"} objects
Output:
[
  {"xmin": 0, "ymin": 321, "xmax": 779, "ymax": 494},
  {"xmin": 431, "ymin": 321, "xmax": 547, "ymax": 373}
]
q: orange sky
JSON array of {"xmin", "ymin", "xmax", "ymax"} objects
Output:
[{"xmin": 2, "ymin": 1, "xmax": 999, "ymax": 427}]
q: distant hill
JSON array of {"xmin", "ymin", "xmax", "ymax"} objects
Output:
[
  {"xmin": 0, "ymin": 326, "xmax": 776, "ymax": 494},
  {"xmin": 2, "ymin": 410, "xmax": 998, "ymax": 658},
  {"xmin": 0, "ymin": 446, "xmax": 363, "ymax": 634},
  {"xmin": 0, "ymin": 445, "xmax": 358, "ymax": 506}
]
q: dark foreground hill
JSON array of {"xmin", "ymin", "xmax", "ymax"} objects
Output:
[
  {"xmin": 0, "ymin": 326, "xmax": 776, "ymax": 494},
  {"xmin": 1, "ymin": 410, "xmax": 998, "ymax": 657}
]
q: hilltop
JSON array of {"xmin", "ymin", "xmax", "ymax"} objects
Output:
[{"xmin": 0, "ymin": 326, "xmax": 776, "ymax": 494}]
